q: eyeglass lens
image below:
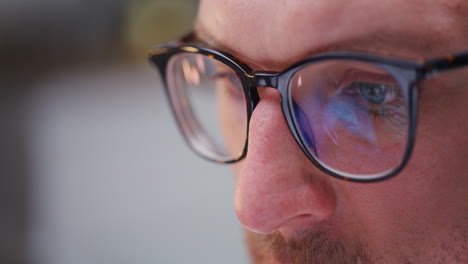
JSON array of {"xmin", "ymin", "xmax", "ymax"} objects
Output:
[
  {"xmin": 166, "ymin": 52, "xmax": 410, "ymax": 178},
  {"xmin": 289, "ymin": 60, "xmax": 409, "ymax": 177},
  {"xmin": 166, "ymin": 52, "xmax": 248, "ymax": 162}
]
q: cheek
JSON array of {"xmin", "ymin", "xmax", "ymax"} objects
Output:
[
  {"xmin": 337, "ymin": 72, "xmax": 468, "ymax": 248},
  {"xmin": 397, "ymin": 69, "xmax": 468, "ymax": 218},
  {"xmin": 415, "ymin": 70, "xmax": 468, "ymax": 180}
]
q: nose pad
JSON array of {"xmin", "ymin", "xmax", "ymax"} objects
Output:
[{"xmin": 292, "ymin": 100, "xmax": 318, "ymax": 157}]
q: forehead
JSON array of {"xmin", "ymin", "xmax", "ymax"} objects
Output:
[{"xmin": 196, "ymin": 0, "xmax": 468, "ymax": 69}]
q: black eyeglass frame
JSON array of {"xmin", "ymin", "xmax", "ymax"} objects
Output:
[{"xmin": 148, "ymin": 36, "xmax": 468, "ymax": 183}]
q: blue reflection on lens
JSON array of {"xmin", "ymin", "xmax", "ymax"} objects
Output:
[
  {"xmin": 324, "ymin": 98, "xmax": 376, "ymax": 144},
  {"xmin": 292, "ymin": 100, "xmax": 318, "ymax": 157}
]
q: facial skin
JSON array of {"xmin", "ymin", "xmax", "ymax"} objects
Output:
[{"xmin": 195, "ymin": 0, "xmax": 468, "ymax": 263}]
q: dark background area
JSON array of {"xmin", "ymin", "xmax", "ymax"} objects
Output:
[{"xmin": 0, "ymin": 2, "xmax": 247, "ymax": 264}]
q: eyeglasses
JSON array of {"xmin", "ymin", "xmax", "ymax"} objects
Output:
[{"xmin": 148, "ymin": 33, "xmax": 468, "ymax": 182}]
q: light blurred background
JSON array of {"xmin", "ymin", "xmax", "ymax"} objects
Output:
[{"xmin": 0, "ymin": 1, "xmax": 248, "ymax": 263}]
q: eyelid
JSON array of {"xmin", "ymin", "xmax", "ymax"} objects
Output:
[
  {"xmin": 331, "ymin": 68, "xmax": 397, "ymax": 99},
  {"xmin": 341, "ymin": 68, "xmax": 397, "ymax": 86}
]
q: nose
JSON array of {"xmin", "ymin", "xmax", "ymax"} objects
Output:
[{"xmin": 234, "ymin": 88, "xmax": 337, "ymax": 235}]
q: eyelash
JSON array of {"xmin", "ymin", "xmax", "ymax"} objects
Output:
[{"xmin": 341, "ymin": 81, "xmax": 408, "ymax": 127}]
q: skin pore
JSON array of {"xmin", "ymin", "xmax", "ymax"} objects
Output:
[{"xmin": 196, "ymin": 0, "xmax": 468, "ymax": 263}]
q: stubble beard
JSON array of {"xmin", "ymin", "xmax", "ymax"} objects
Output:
[
  {"xmin": 244, "ymin": 226, "xmax": 373, "ymax": 264},
  {"xmin": 244, "ymin": 223, "xmax": 468, "ymax": 264}
]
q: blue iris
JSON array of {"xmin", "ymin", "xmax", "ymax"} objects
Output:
[{"xmin": 356, "ymin": 82, "xmax": 387, "ymax": 104}]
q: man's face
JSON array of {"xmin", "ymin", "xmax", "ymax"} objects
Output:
[{"xmin": 196, "ymin": 0, "xmax": 468, "ymax": 263}]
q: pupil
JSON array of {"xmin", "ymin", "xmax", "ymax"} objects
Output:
[{"xmin": 358, "ymin": 83, "xmax": 386, "ymax": 104}]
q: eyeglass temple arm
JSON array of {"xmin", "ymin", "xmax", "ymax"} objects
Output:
[{"xmin": 423, "ymin": 51, "xmax": 468, "ymax": 78}]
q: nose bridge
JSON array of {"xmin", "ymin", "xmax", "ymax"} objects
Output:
[
  {"xmin": 253, "ymin": 71, "xmax": 280, "ymax": 88},
  {"xmin": 234, "ymin": 87, "xmax": 336, "ymax": 234}
]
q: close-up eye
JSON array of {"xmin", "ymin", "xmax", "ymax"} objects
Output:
[
  {"xmin": 335, "ymin": 70, "xmax": 405, "ymax": 121},
  {"xmin": 349, "ymin": 81, "xmax": 398, "ymax": 104}
]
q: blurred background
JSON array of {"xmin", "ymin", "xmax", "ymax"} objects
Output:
[{"xmin": 1, "ymin": 0, "xmax": 248, "ymax": 263}]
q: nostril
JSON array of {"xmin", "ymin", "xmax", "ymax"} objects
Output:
[
  {"xmin": 277, "ymin": 213, "xmax": 330, "ymax": 239},
  {"xmin": 234, "ymin": 198, "xmax": 279, "ymax": 235}
]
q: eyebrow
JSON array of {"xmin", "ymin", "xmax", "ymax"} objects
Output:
[
  {"xmin": 191, "ymin": 25, "xmax": 274, "ymax": 69},
  {"xmin": 191, "ymin": 25, "xmax": 241, "ymax": 58},
  {"xmin": 192, "ymin": 21, "xmax": 431, "ymax": 70}
]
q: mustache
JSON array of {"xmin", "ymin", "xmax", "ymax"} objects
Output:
[{"xmin": 244, "ymin": 227, "xmax": 372, "ymax": 264}]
